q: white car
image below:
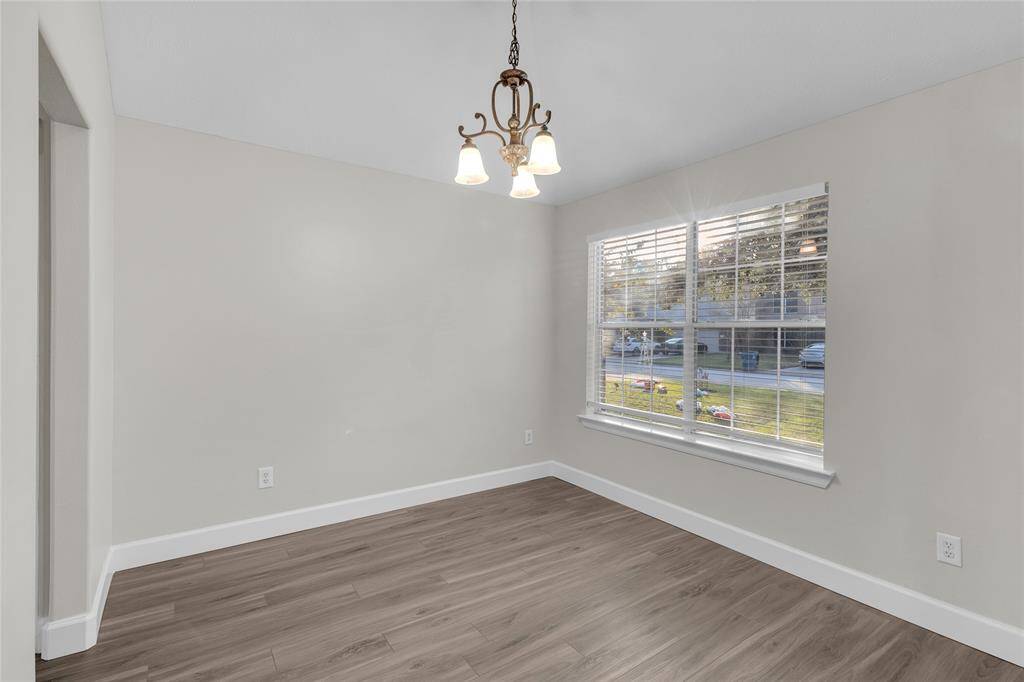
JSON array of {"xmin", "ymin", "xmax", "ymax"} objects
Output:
[
  {"xmin": 611, "ymin": 336, "xmax": 660, "ymax": 355},
  {"xmin": 799, "ymin": 343, "xmax": 825, "ymax": 368}
]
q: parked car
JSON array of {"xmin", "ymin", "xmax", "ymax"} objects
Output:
[
  {"xmin": 611, "ymin": 336, "xmax": 660, "ymax": 355},
  {"xmin": 799, "ymin": 343, "xmax": 825, "ymax": 368},
  {"xmin": 612, "ymin": 336, "xmax": 643, "ymax": 354},
  {"xmin": 663, "ymin": 338, "xmax": 708, "ymax": 355}
]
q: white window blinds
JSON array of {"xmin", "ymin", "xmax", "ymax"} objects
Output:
[{"xmin": 587, "ymin": 186, "xmax": 828, "ymax": 454}]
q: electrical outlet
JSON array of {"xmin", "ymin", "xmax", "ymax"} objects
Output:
[
  {"xmin": 258, "ymin": 466, "xmax": 274, "ymax": 489},
  {"xmin": 936, "ymin": 532, "xmax": 961, "ymax": 567},
  {"xmin": 524, "ymin": 429, "xmax": 534, "ymax": 446}
]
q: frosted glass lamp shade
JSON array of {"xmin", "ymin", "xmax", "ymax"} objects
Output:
[
  {"xmin": 526, "ymin": 129, "xmax": 561, "ymax": 175},
  {"xmin": 509, "ymin": 167, "xmax": 540, "ymax": 199},
  {"xmin": 454, "ymin": 141, "xmax": 489, "ymax": 185}
]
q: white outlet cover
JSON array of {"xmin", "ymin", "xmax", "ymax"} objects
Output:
[
  {"xmin": 936, "ymin": 532, "xmax": 962, "ymax": 567},
  {"xmin": 258, "ymin": 466, "xmax": 274, "ymax": 489},
  {"xmin": 524, "ymin": 429, "xmax": 534, "ymax": 446}
]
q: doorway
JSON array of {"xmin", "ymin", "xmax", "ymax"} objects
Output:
[{"xmin": 36, "ymin": 34, "xmax": 91, "ymax": 658}]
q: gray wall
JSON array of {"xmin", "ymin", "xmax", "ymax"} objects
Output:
[
  {"xmin": 113, "ymin": 118, "xmax": 556, "ymax": 543},
  {"xmin": 551, "ymin": 60, "xmax": 1023, "ymax": 627}
]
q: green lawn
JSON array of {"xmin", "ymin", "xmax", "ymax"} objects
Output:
[{"xmin": 602, "ymin": 376, "xmax": 823, "ymax": 447}]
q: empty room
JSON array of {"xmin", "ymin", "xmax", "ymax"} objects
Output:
[{"xmin": 1, "ymin": 0, "xmax": 1022, "ymax": 679}]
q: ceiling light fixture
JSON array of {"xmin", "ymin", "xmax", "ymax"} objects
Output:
[{"xmin": 454, "ymin": 0, "xmax": 560, "ymax": 198}]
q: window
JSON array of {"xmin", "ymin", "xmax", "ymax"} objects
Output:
[{"xmin": 585, "ymin": 184, "xmax": 829, "ymax": 468}]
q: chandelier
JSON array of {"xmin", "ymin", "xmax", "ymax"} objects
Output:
[{"xmin": 454, "ymin": 0, "xmax": 561, "ymax": 199}]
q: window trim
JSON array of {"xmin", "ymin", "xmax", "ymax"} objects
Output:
[
  {"xmin": 577, "ymin": 412, "xmax": 835, "ymax": 488},
  {"xmin": 586, "ymin": 183, "xmax": 827, "ymax": 245},
  {"xmin": 582, "ymin": 183, "xmax": 833, "ymax": 487}
]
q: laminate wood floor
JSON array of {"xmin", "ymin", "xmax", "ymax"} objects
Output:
[{"xmin": 37, "ymin": 477, "xmax": 1022, "ymax": 681}]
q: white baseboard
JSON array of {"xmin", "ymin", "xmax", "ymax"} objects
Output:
[
  {"xmin": 549, "ymin": 461, "xmax": 1024, "ymax": 667},
  {"xmin": 40, "ymin": 547, "xmax": 114, "ymax": 660},
  {"xmin": 109, "ymin": 461, "xmax": 555, "ymax": 572},
  {"xmin": 43, "ymin": 459, "xmax": 1023, "ymax": 667}
]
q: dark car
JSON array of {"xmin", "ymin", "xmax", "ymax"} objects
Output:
[{"xmin": 663, "ymin": 338, "xmax": 707, "ymax": 355}]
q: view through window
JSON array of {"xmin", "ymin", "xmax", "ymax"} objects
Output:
[{"xmin": 586, "ymin": 187, "xmax": 828, "ymax": 453}]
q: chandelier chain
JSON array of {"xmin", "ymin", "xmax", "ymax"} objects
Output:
[{"xmin": 508, "ymin": 0, "xmax": 520, "ymax": 68}]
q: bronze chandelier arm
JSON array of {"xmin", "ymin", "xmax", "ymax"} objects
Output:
[
  {"xmin": 521, "ymin": 102, "xmax": 552, "ymax": 135},
  {"xmin": 490, "ymin": 80, "xmax": 510, "ymax": 132},
  {"xmin": 458, "ymin": 112, "xmax": 508, "ymax": 146}
]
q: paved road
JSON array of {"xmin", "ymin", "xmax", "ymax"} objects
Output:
[{"xmin": 603, "ymin": 355, "xmax": 824, "ymax": 394}]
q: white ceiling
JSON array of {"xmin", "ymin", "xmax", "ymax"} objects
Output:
[{"xmin": 101, "ymin": 2, "xmax": 1023, "ymax": 205}]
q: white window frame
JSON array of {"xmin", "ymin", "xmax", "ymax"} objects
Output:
[{"xmin": 579, "ymin": 183, "xmax": 835, "ymax": 488}]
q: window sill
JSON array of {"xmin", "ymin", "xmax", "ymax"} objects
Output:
[{"xmin": 577, "ymin": 413, "xmax": 835, "ymax": 488}]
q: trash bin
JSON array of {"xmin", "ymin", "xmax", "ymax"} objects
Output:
[{"xmin": 739, "ymin": 351, "xmax": 759, "ymax": 370}]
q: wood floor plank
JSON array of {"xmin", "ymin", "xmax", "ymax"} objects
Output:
[
  {"xmin": 483, "ymin": 641, "xmax": 584, "ymax": 680},
  {"xmin": 36, "ymin": 477, "xmax": 1023, "ymax": 681},
  {"xmin": 383, "ymin": 613, "xmax": 487, "ymax": 656},
  {"xmin": 551, "ymin": 617, "xmax": 682, "ymax": 680},
  {"xmin": 837, "ymin": 618, "xmax": 1024, "ymax": 682},
  {"xmin": 147, "ymin": 647, "xmax": 278, "ymax": 681},
  {"xmin": 562, "ymin": 554, "xmax": 774, "ymax": 660},
  {"xmin": 271, "ymin": 634, "xmax": 392, "ymax": 680},
  {"xmin": 685, "ymin": 589, "xmax": 892, "ymax": 681},
  {"xmin": 348, "ymin": 651, "xmax": 478, "ymax": 682},
  {"xmin": 615, "ymin": 608, "xmax": 768, "ymax": 681}
]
